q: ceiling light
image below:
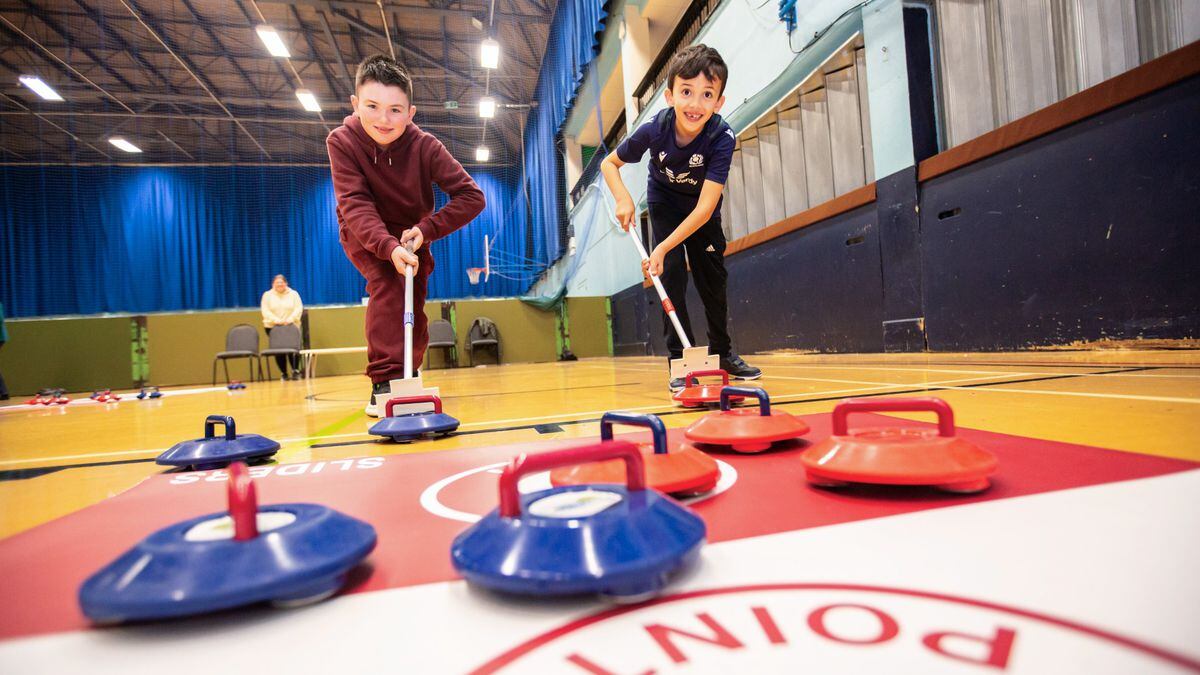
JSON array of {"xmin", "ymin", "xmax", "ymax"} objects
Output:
[
  {"xmin": 19, "ymin": 75, "xmax": 63, "ymax": 101},
  {"xmin": 295, "ymin": 88, "xmax": 321, "ymax": 112},
  {"xmin": 481, "ymin": 38, "xmax": 500, "ymax": 69},
  {"xmin": 478, "ymin": 97, "xmax": 496, "ymax": 118},
  {"xmin": 475, "ymin": 146, "xmax": 490, "ymax": 162},
  {"xmin": 256, "ymin": 25, "xmax": 290, "ymax": 58},
  {"xmin": 109, "ymin": 137, "xmax": 142, "ymax": 153}
]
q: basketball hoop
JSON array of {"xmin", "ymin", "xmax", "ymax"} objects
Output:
[{"xmin": 466, "ymin": 267, "xmax": 484, "ymax": 285}]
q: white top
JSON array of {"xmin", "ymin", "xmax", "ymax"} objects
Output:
[{"xmin": 260, "ymin": 288, "xmax": 303, "ymax": 328}]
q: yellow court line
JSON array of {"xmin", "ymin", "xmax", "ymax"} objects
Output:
[
  {"xmin": 763, "ymin": 373, "xmax": 1018, "ymax": 386},
  {"xmin": 449, "ymin": 375, "xmax": 1004, "ymax": 429},
  {"xmin": 604, "ymin": 363, "xmax": 1200, "ymax": 403},
  {"xmin": 7, "ymin": 365, "xmax": 1189, "ymax": 470},
  {"xmin": 767, "ymin": 373, "xmax": 1200, "ymax": 404},
  {"xmin": 759, "ymin": 362, "xmax": 1200, "ymax": 379},
  {"xmin": 0, "ymin": 375, "xmax": 999, "ymax": 468},
  {"xmin": 601, "ymin": 358, "xmax": 1200, "ymax": 379},
  {"xmin": 926, "ymin": 384, "xmax": 1200, "ymax": 404},
  {"xmin": 15, "ymin": 363, "xmax": 1186, "ymax": 471}
]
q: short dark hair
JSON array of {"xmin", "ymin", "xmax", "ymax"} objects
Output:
[
  {"xmin": 666, "ymin": 44, "xmax": 728, "ymax": 95},
  {"xmin": 355, "ymin": 54, "xmax": 413, "ymax": 102}
]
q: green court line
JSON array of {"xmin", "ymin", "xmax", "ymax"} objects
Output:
[{"xmin": 306, "ymin": 408, "xmax": 368, "ymax": 445}]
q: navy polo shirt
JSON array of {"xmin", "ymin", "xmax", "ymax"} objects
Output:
[{"xmin": 616, "ymin": 108, "xmax": 736, "ymax": 215}]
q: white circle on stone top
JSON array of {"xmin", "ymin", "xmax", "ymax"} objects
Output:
[
  {"xmin": 526, "ymin": 489, "xmax": 624, "ymax": 519},
  {"xmin": 184, "ymin": 511, "xmax": 297, "ymax": 542}
]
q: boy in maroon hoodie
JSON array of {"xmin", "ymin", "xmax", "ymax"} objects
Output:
[{"xmin": 327, "ymin": 54, "xmax": 485, "ymax": 416}]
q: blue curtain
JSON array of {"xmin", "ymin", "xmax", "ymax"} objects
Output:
[
  {"xmin": 0, "ymin": 165, "xmax": 522, "ymax": 317},
  {"xmin": 517, "ymin": 0, "xmax": 609, "ymax": 276},
  {"xmin": 428, "ymin": 168, "xmax": 527, "ymax": 299}
]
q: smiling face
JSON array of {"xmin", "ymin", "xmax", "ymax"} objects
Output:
[
  {"xmin": 664, "ymin": 72, "xmax": 725, "ymax": 139},
  {"xmin": 272, "ymin": 276, "xmax": 288, "ymax": 293},
  {"xmin": 351, "ymin": 80, "xmax": 415, "ymax": 147}
]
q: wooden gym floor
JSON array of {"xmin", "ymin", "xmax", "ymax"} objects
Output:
[{"xmin": 1, "ymin": 350, "xmax": 1197, "ymax": 540}]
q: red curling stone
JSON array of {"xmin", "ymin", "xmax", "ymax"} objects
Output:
[
  {"xmin": 799, "ymin": 397, "xmax": 998, "ymax": 493},
  {"xmin": 673, "ymin": 370, "xmax": 745, "ymax": 408},
  {"xmin": 685, "ymin": 386, "xmax": 809, "ymax": 453},
  {"xmin": 550, "ymin": 412, "xmax": 719, "ymax": 497}
]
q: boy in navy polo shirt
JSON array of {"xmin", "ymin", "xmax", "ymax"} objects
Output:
[{"xmin": 601, "ymin": 44, "xmax": 760, "ymax": 391}]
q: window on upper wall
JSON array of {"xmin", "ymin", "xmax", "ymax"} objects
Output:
[
  {"xmin": 719, "ymin": 37, "xmax": 873, "ymax": 242},
  {"xmin": 933, "ymin": 0, "xmax": 1200, "ymax": 149}
]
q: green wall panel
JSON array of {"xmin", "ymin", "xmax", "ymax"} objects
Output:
[
  {"xmin": 305, "ymin": 305, "xmax": 368, "ymax": 378},
  {"xmin": 146, "ymin": 311, "xmax": 262, "ymax": 386},
  {"xmin": 0, "ymin": 317, "xmax": 133, "ymax": 395},
  {"xmin": 304, "ymin": 302, "xmax": 448, "ymax": 377},
  {"xmin": 455, "ymin": 299, "xmax": 558, "ymax": 365},
  {"xmin": 0, "ymin": 297, "xmax": 612, "ymax": 393},
  {"xmin": 566, "ymin": 297, "xmax": 613, "ymax": 358}
]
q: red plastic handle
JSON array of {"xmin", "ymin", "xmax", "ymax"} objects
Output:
[
  {"xmin": 385, "ymin": 394, "xmax": 443, "ymax": 416},
  {"xmin": 498, "ymin": 441, "xmax": 646, "ymax": 518},
  {"xmin": 832, "ymin": 397, "xmax": 956, "ymax": 437},
  {"xmin": 226, "ymin": 461, "xmax": 259, "ymax": 541},
  {"xmin": 684, "ymin": 369, "xmax": 730, "ymax": 387}
]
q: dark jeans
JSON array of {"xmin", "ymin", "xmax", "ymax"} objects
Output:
[
  {"xmin": 648, "ymin": 202, "xmax": 732, "ymax": 361},
  {"xmin": 265, "ymin": 327, "xmax": 301, "ymax": 375}
]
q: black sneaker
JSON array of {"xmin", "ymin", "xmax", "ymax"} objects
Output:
[
  {"xmin": 365, "ymin": 381, "xmax": 391, "ymax": 417},
  {"xmin": 669, "ymin": 377, "xmax": 686, "ymax": 393},
  {"xmin": 720, "ymin": 354, "xmax": 762, "ymax": 380}
]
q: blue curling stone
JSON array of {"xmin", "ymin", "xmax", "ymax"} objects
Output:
[
  {"xmin": 79, "ymin": 503, "xmax": 376, "ymax": 623},
  {"xmin": 157, "ymin": 415, "xmax": 280, "ymax": 470},
  {"xmin": 369, "ymin": 411, "xmax": 460, "ymax": 442},
  {"xmin": 450, "ymin": 484, "xmax": 706, "ymax": 600}
]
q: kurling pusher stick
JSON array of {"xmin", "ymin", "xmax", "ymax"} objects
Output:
[
  {"xmin": 383, "ymin": 241, "xmax": 439, "ymax": 415},
  {"xmin": 627, "ymin": 231, "xmax": 719, "ymax": 380}
]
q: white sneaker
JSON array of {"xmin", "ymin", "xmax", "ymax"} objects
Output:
[{"xmin": 365, "ymin": 382, "xmax": 390, "ymax": 417}]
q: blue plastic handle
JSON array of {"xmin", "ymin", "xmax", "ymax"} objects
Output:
[
  {"xmin": 600, "ymin": 412, "xmax": 668, "ymax": 455},
  {"xmin": 204, "ymin": 415, "xmax": 237, "ymax": 441},
  {"xmin": 720, "ymin": 386, "xmax": 771, "ymax": 415}
]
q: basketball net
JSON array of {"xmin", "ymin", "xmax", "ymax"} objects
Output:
[{"xmin": 466, "ymin": 268, "xmax": 484, "ymax": 285}]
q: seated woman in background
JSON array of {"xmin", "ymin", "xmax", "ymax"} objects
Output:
[{"xmin": 260, "ymin": 274, "xmax": 303, "ymax": 380}]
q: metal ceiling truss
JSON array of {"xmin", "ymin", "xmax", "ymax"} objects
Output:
[{"xmin": 0, "ymin": 0, "xmax": 553, "ymax": 166}]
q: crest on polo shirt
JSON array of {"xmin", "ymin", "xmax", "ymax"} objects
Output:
[
  {"xmin": 689, "ymin": 154, "xmax": 704, "ymax": 167},
  {"xmin": 658, "ymin": 151, "xmax": 667, "ymax": 164},
  {"xmin": 663, "ymin": 167, "xmax": 698, "ymax": 186}
]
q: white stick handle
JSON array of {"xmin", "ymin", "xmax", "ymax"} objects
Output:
[
  {"xmin": 403, "ymin": 244, "xmax": 415, "ymax": 380},
  {"xmin": 627, "ymin": 231, "xmax": 692, "ymax": 350}
]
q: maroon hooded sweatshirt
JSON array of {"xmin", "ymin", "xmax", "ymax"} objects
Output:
[{"xmin": 327, "ymin": 114, "xmax": 485, "ymax": 383}]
